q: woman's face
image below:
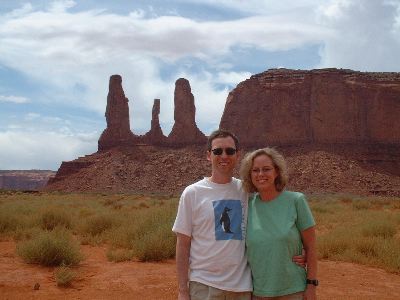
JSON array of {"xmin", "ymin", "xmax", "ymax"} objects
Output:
[{"xmin": 250, "ymin": 154, "xmax": 278, "ymax": 193}]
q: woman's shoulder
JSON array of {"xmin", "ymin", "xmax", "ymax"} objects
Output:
[{"xmin": 281, "ymin": 190, "xmax": 306, "ymax": 201}]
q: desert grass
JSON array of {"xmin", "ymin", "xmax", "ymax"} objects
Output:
[
  {"xmin": 0, "ymin": 192, "xmax": 178, "ymax": 264},
  {"xmin": 54, "ymin": 264, "xmax": 76, "ymax": 287},
  {"xmin": 38, "ymin": 207, "xmax": 72, "ymax": 230},
  {"xmin": 16, "ymin": 229, "xmax": 82, "ymax": 266},
  {"xmin": 309, "ymin": 194, "xmax": 400, "ymax": 273},
  {"xmin": 1, "ymin": 191, "xmax": 399, "ymax": 273}
]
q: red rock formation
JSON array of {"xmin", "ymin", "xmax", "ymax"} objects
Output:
[
  {"xmin": 98, "ymin": 75, "xmax": 137, "ymax": 150},
  {"xmin": 143, "ymin": 99, "xmax": 167, "ymax": 145},
  {"xmin": 220, "ymin": 68, "xmax": 400, "ymax": 147},
  {"xmin": 46, "ymin": 69, "xmax": 400, "ymax": 194},
  {"xmin": 168, "ymin": 78, "xmax": 207, "ymax": 146}
]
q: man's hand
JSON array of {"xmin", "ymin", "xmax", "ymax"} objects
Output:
[
  {"xmin": 178, "ymin": 289, "xmax": 190, "ymax": 300},
  {"xmin": 292, "ymin": 249, "xmax": 307, "ymax": 268}
]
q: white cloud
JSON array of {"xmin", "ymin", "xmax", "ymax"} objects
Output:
[
  {"xmin": 0, "ymin": 130, "xmax": 98, "ymax": 170},
  {"xmin": 0, "ymin": 3, "xmax": 329, "ymax": 136},
  {"xmin": 216, "ymin": 71, "xmax": 252, "ymax": 86},
  {"xmin": 0, "ymin": 95, "xmax": 30, "ymax": 103},
  {"xmin": 49, "ymin": 0, "xmax": 77, "ymax": 13},
  {"xmin": 5, "ymin": 3, "xmax": 33, "ymax": 18},
  {"xmin": 316, "ymin": 0, "xmax": 400, "ymax": 71}
]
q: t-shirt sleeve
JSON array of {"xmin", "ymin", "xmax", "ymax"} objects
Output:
[
  {"xmin": 295, "ymin": 193, "xmax": 316, "ymax": 232},
  {"xmin": 172, "ymin": 188, "xmax": 193, "ymax": 237}
]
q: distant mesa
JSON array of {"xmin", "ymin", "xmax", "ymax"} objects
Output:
[{"xmin": 0, "ymin": 170, "xmax": 55, "ymax": 191}]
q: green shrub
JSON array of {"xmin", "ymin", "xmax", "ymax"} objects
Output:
[
  {"xmin": 17, "ymin": 230, "xmax": 82, "ymax": 266},
  {"xmin": 81, "ymin": 214, "xmax": 116, "ymax": 236},
  {"xmin": 130, "ymin": 205, "xmax": 176, "ymax": 261},
  {"xmin": 54, "ymin": 264, "xmax": 76, "ymax": 287},
  {"xmin": 132, "ymin": 230, "xmax": 176, "ymax": 262},
  {"xmin": 38, "ymin": 207, "xmax": 72, "ymax": 230}
]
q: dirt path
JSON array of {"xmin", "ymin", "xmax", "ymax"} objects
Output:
[{"xmin": 1, "ymin": 241, "xmax": 399, "ymax": 300}]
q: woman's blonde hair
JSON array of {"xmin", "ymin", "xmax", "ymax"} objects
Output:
[{"xmin": 240, "ymin": 147, "xmax": 288, "ymax": 193}]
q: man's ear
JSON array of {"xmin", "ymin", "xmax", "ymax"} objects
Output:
[
  {"xmin": 236, "ymin": 150, "xmax": 241, "ymax": 160},
  {"xmin": 207, "ymin": 150, "xmax": 211, "ymax": 161}
]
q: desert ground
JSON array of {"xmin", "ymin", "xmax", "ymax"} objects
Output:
[{"xmin": 1, "ymin": 240, "xmax": 400, "ymax": 300}]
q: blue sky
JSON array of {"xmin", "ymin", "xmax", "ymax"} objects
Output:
[{"xmin": 1, "ymin": 0, "xmax": 400, "ymax": 170}]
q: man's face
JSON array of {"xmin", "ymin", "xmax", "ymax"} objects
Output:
[{"xmin": 207, "ymin": 136, "xmax": 239, "ymax": 176}]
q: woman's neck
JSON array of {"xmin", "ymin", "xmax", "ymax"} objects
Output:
[{"xmin": 258, "ymin": 188, "xmax": 280, "ymax": 202}]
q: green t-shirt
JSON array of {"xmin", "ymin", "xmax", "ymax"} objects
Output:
[{"xmin": 246, "ymin": 191, "xmax": 315, "ymax": 297}]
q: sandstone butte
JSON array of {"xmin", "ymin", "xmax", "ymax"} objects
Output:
[{"xmin": 45, "ymin": 68, "xmax": 400, "ymax": 196}]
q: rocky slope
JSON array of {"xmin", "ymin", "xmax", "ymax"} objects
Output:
[{"xmin": 44, "ymin": 147, "xmax": 400, "ymax": 196}]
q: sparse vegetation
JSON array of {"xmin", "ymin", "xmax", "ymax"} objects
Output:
[
  {"xmin": 16, "ymin": 229, "xmax": 82, "ymax": 266},
  {"xmin": 309, "ymin": 194, "xmax": 400, "ymax": 273},
  {"xmin": 0, "ymin": 213, "xmax": 18, "ymax": 234},
  {"xmin": 106, "ymin": 248, "xmax": 134, "ymax": 262},
  {"xmin": 1, "ymin": 191, "xmax": 399, "ymax": 274},
  {"xmin": 38, "ymin": 207, "xmax": 72, "ymax": 230},
  {"xmin": 54, "ymin": 264, "xmax": 76, "ymax": 287}
]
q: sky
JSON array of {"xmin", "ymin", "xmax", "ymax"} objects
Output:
[{"xmin": 1, "ymin": 0, "xmax": 400, "ymax": 170}]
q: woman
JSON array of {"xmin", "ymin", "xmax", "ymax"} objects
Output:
[{"xmin": 240, "ymin": 148, "xmax": 317, "ymax": 300}]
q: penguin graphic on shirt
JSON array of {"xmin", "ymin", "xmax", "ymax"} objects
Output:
[{"xmin": 220, "ymin": 207, "xmax": 234, "ymax": 233}]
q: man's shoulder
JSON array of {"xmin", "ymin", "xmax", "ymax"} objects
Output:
[{"xmin": 182, "ymin": 178, "xmax": 208, "ymax": 193}]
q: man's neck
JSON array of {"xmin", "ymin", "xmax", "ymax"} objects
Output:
[{"xmin": 209, "ymin": 173, "xmax": 233, "ymax": 184}]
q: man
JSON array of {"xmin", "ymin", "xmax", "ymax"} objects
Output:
[
  {"xmin": 173, "ymin": 129, "xmax": 251, "ymax": 300},
  {"xmin": 172, "ymin": 129, "xmax": 304, "ymax": 300}
]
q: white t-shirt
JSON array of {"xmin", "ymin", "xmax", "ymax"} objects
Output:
[{"xmin": 172, "ymin": 177, "xmax": 252, "ymax": 292}]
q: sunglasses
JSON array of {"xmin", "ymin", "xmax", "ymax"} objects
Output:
[{"xmin": 211, "ymin": 147, "xmax": 237, "ymax": 156}]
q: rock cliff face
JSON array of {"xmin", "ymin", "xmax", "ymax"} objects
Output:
[
  {"xmin": 167, "ymin": 78, "xmax": 207, "ymax": 146},
  {"xmin": 46, "ymin": 68, "xmax": 400, "ymax": 193},
  {"xmin": 220, "ymin": 68, "xmax": 400, "ymax": 147},
  {"xmin": 98, "ymin": 76, "xmax": 205, "ymax": 149},
  {"xmin": 143, "ymin": 99, "xmax": 167, "ymax": 145},
  {"xmin": 98, "ymin": 75, "xmax": 138, "ymax": 150}
]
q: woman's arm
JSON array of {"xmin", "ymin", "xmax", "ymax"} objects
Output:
[{"xmin": 301, "ymin": 226, "xmax": 317, "ymax": 300}]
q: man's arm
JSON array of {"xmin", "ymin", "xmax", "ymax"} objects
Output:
[{"xmin": 176, "ymin": 232, "xmax": 191, "ymax": 300}]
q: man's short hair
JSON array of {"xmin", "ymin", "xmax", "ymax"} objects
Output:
[{"xmin": 207, "ymin": 129, "xmax": 239, "ymax": 151}]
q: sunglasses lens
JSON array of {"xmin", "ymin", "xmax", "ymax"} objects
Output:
[
  {"xmin": 225, "ymin": 148, "xmax": 237, "ymax": 155},
  {"xmin": 212, "ymin": 148, "xmax": 223, "ymax": 155},
  {"xmin": 211, "ymin": 148, "xmax": 237, "ymax": 155}
]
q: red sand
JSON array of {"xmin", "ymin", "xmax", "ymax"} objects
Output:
[{"xmin": 1, "ymin": 241, "xmax": 399, "ymax": 299}]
